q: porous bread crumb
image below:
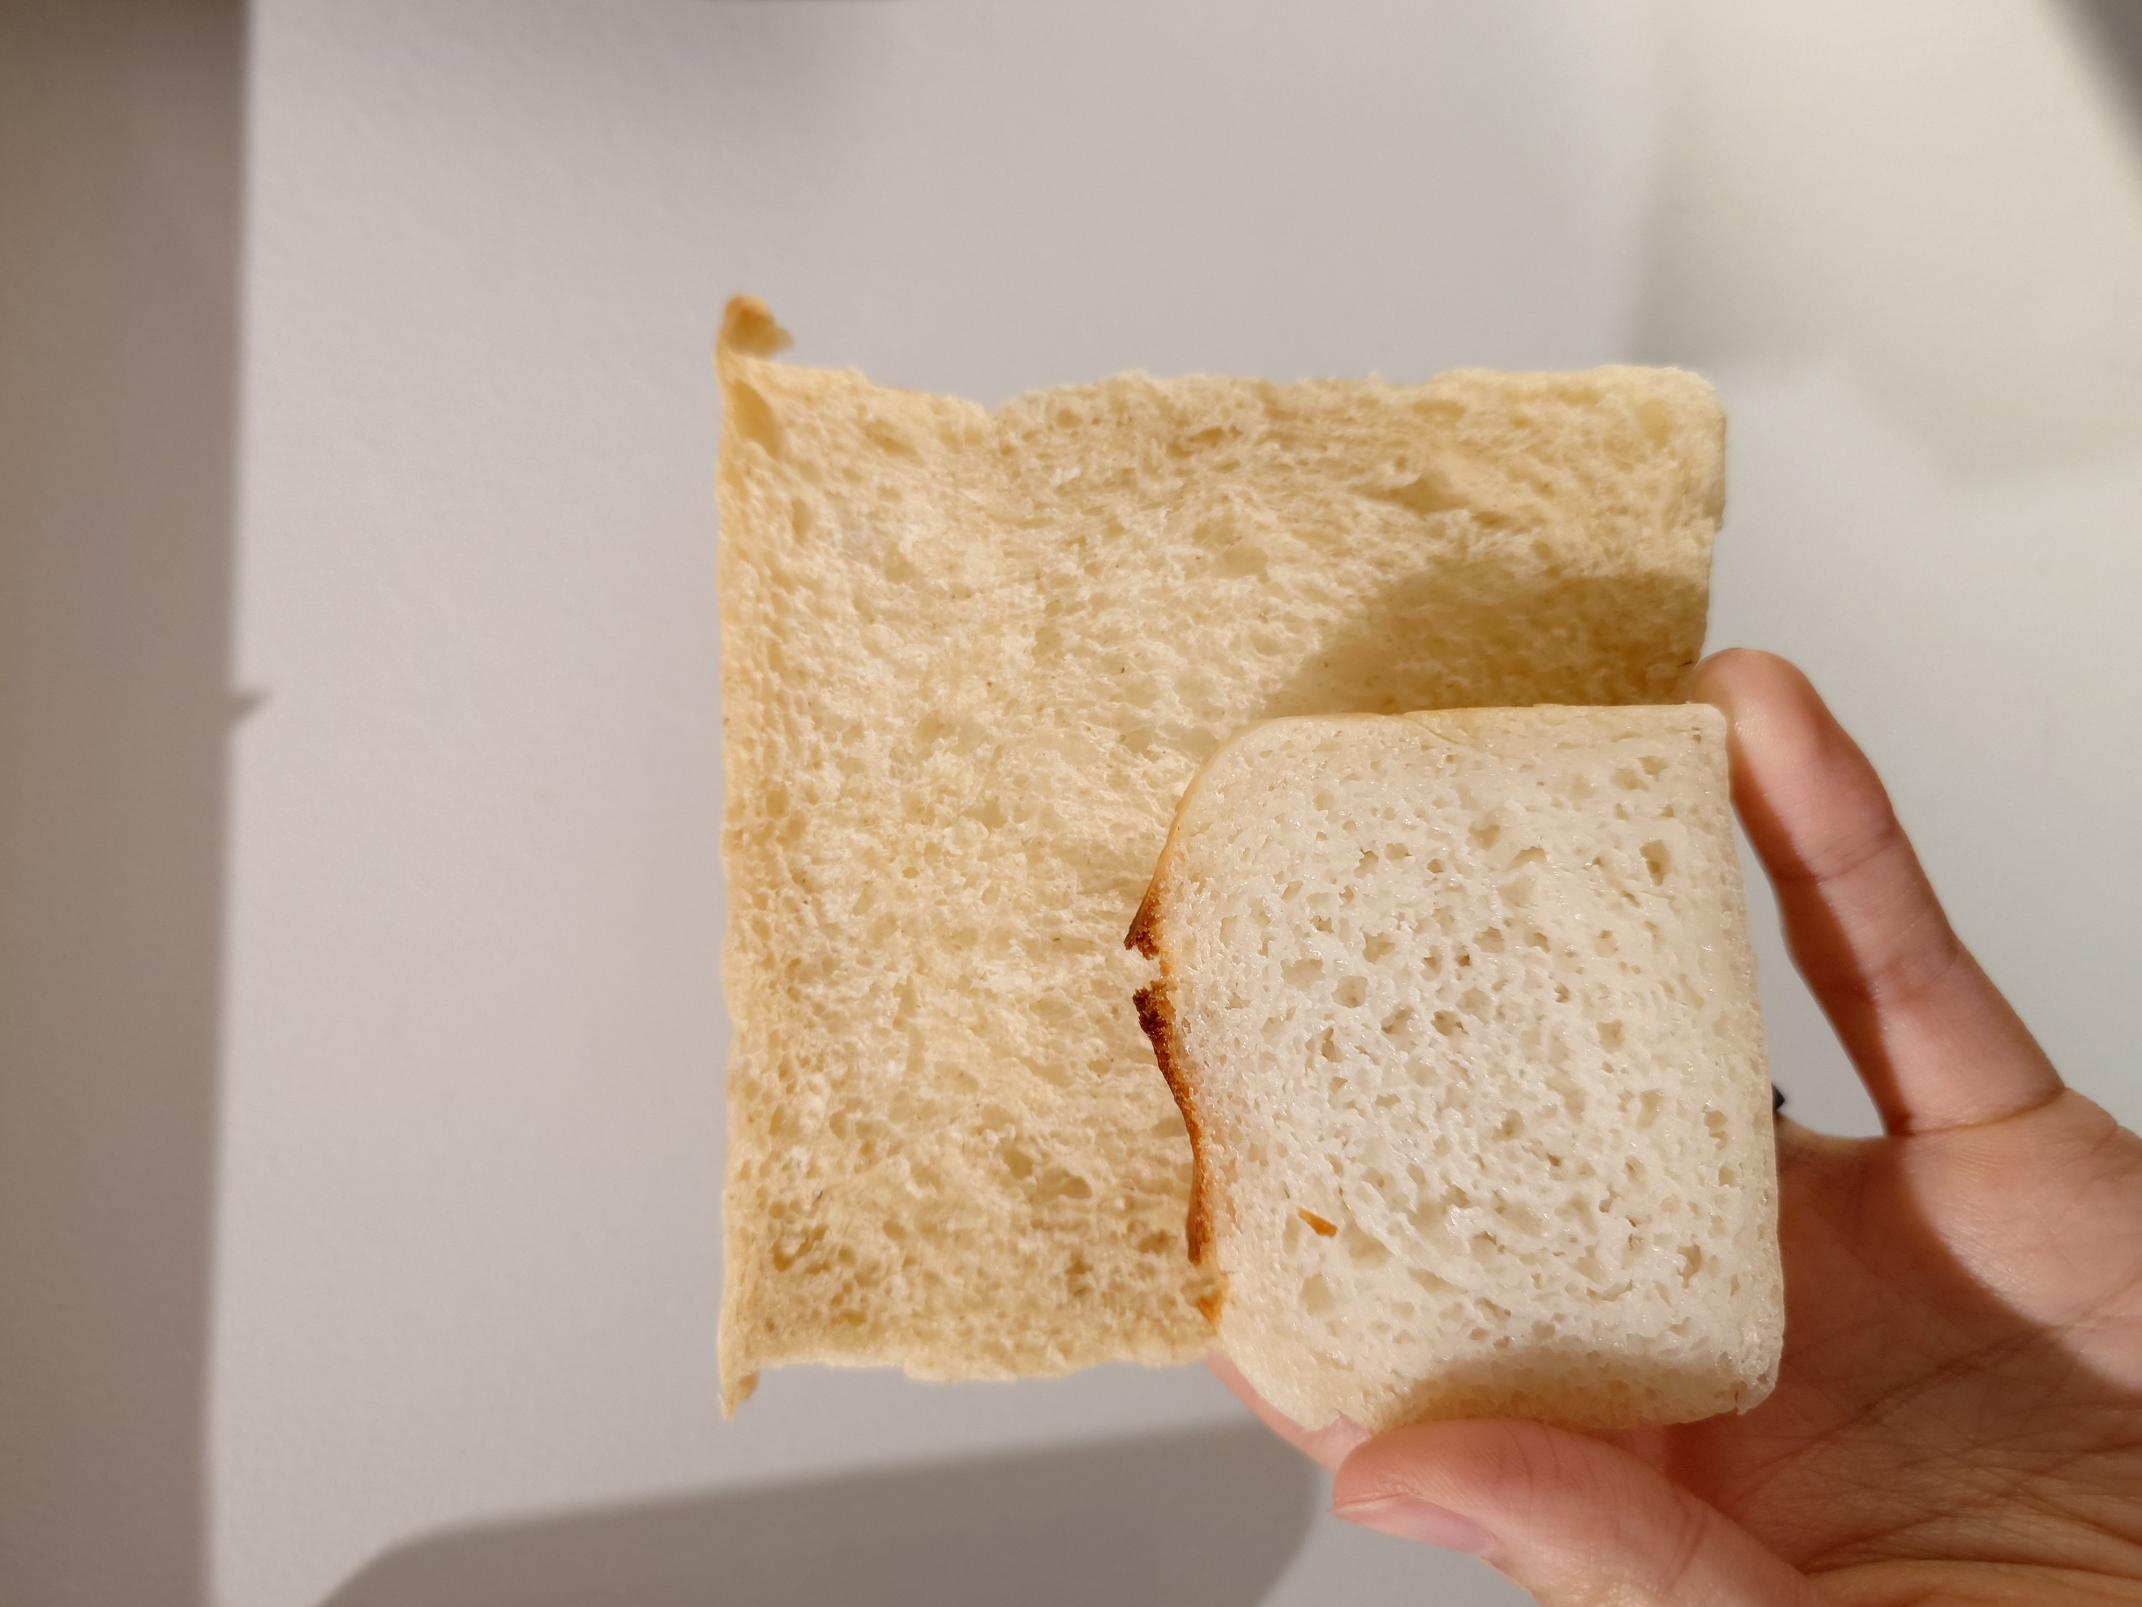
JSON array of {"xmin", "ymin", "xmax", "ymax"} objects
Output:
[
  {"xmin": 716, "ymin": 297, "xmax": 1727, "ymax": 1411},
  {"xmin": 1132, "ymin": 705, "xmax": 1782, "ymax": 1432}
]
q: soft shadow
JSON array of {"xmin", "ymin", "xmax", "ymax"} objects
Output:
[
  {"xmin": 1258, "ymin": 556, "xmax": 1708, "ymax": 722},
  {"xmin": 0, "ymin": 3, "xmax": 245, "ymax": 1603},
  {"xmin": 2067, "ymin": 0, "xmax": 2142, "ymax": 147},
  {"xmin": 322, "ymin": 1423, "xmax": 1316, "ymax": 1607}
]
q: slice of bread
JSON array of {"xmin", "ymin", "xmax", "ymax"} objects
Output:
[
  {"xmin": 716, "ymin": 297, "xmax": 1727, "ymax": 1411},
  {"xmin": 1128, "ymin": 706, "xmax": 1781, "ymax": 1432}
]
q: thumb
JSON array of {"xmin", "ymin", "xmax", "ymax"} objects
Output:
[{"xmin": 1331, "ymin": 1419, "xmax": 1818, "ymax": 1606}]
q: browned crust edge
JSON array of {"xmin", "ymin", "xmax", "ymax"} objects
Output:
[
  {"xmin": 719, "ymin": 293, "xmax": 792, "ymax": 364},
  {"xmin": 1124, "ymin": 880, "xmax": 1163, "ymax": 959},
  {"xmin": 1131, "ymin": 980, "xmax": 1217, "ymax": 1270},
  {"xmin": 1128, "ymin": 761, "xmax": 1241, "ymax": 1329}
]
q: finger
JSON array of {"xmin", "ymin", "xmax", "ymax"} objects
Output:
[
  {"xmin": 1696, "ymin": 650, "xmax": 2061, "ymax": 1136},
  {"xmin": 1333, "ymin": 1419, "xmax": 1820, "ymax": 1606},
  {"xmin": 1206, "ymin": 1353, "xmax": 1369, "ymax": 1471}
]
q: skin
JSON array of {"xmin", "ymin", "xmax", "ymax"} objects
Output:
[{"xmin": 1219, "ymin": 650, "xmax": 2142, "ymax": 1606}]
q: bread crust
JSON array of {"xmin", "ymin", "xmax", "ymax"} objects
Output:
[
  {"xmin": 719, "ymin": 293, "xmax": 791, "ymax": 361},
  {"xmin": 1130, "ymin": 980, "xmax": 1213, "ymax": 1269},
  {"xmin": 1125, "ymin": 732, "xmax": 1283, "ymax": 1319}
]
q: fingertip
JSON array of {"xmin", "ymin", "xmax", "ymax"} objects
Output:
[
  {"xmin": 1330, "ymin": 1494, "xmax": 1500, "ymax": 1556},
  {"xmin": 1694, "ymin": 648, "xmax": 1813, "ymax": 727},
  {"xmin": 1206, "ymin": 1353, "xmax": 1369, "ymax": 1469},
  {"xmin": 1692, "ymin": 645, "xmax": 1767, "ymax": 705},
  {"xmin": 1693, "ymin": 651, "xmax": 1847, "ymax": 834},
  {"xmin": 1331, "ymin": 1418, "xmax": 1549, "ymax": 1516}
]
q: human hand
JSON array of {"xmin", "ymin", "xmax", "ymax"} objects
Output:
[{"xmin": 1218, "ymin": 649, "xmax": 2142, "ymax": 1605}]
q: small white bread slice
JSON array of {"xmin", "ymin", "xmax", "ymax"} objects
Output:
[
  {"xmin": 717, "ymin": 296, "xmax": 1727, "ymax": 1411},
  {"xmin": 1128, "ymin": 705, "xmax": 1781, "ymax": 1432}
]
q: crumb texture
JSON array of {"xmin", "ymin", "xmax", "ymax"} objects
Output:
[
  {"xmin": 1143, "ymin": 706, "xmax": 1781, "ymax": 1431},
  {"xmin": 716, "ymin": 299, "xmax": 1727, "ymax": 1409}
]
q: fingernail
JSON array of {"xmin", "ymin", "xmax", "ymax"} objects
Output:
[{"xmin": 1333, "ymin": 1495, "xmax": 1497, "ymax": 1556}]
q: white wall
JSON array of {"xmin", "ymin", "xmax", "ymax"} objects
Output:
[{"xmin": 5, "ymin": 3, "xmax": 2140, "ymax": 1604}]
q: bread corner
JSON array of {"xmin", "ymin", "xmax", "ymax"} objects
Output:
[{"xmin": 719, "ymin": 294, "xmax": 792, "ymax": 362}]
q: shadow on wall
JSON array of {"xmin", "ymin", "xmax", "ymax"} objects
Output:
[
  {"xmin": 2068, "ymin": 0, "xmax": 2142, "ymax": 144},
  {"xmin": 0, "ymin": 3, "xmax": 244, "ymax": 1603},
  {"xmin": 321, "ymin": 1424, "xmax": 1317, "ymax": 1607}
]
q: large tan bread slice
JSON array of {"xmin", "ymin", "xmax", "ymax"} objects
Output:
[
  {"xmin": 716, "ymin": 297, "xmax": 1725, "ymax": 1410},
  {"xmin": 1128, "ymin": 706, "xmax": 1782, "ymax": 1432}
]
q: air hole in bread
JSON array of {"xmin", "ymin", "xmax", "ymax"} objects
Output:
[
  {"xmin": 1038, "ymin": 1170, "xmax": 1093, "ymax": 1203},
  {"xmin": 1493, "ymin": 1198, "xmax": 1542, "ymax": 1236},
  {"xmin": 1342, "ymin": 1224, "xmax": 1391, "ymax": 1267},
  {"xmin": 1364, "ymin": 470, "xmax": 1467, "ymax": 518}
]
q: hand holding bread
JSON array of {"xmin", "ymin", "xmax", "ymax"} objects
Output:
[{"xmin": 1241, "ymin": 654, "xmax": 2141, "ymax": 1607}]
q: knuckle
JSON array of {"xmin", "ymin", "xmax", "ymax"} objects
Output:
[
  {"xmin": 1797, "ymin": 903, "xmax": 1964, "ymax": 1013},
  {"xmin": 1779, "ymin": 789, "xmax": 1905, "ymax": 889}
]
